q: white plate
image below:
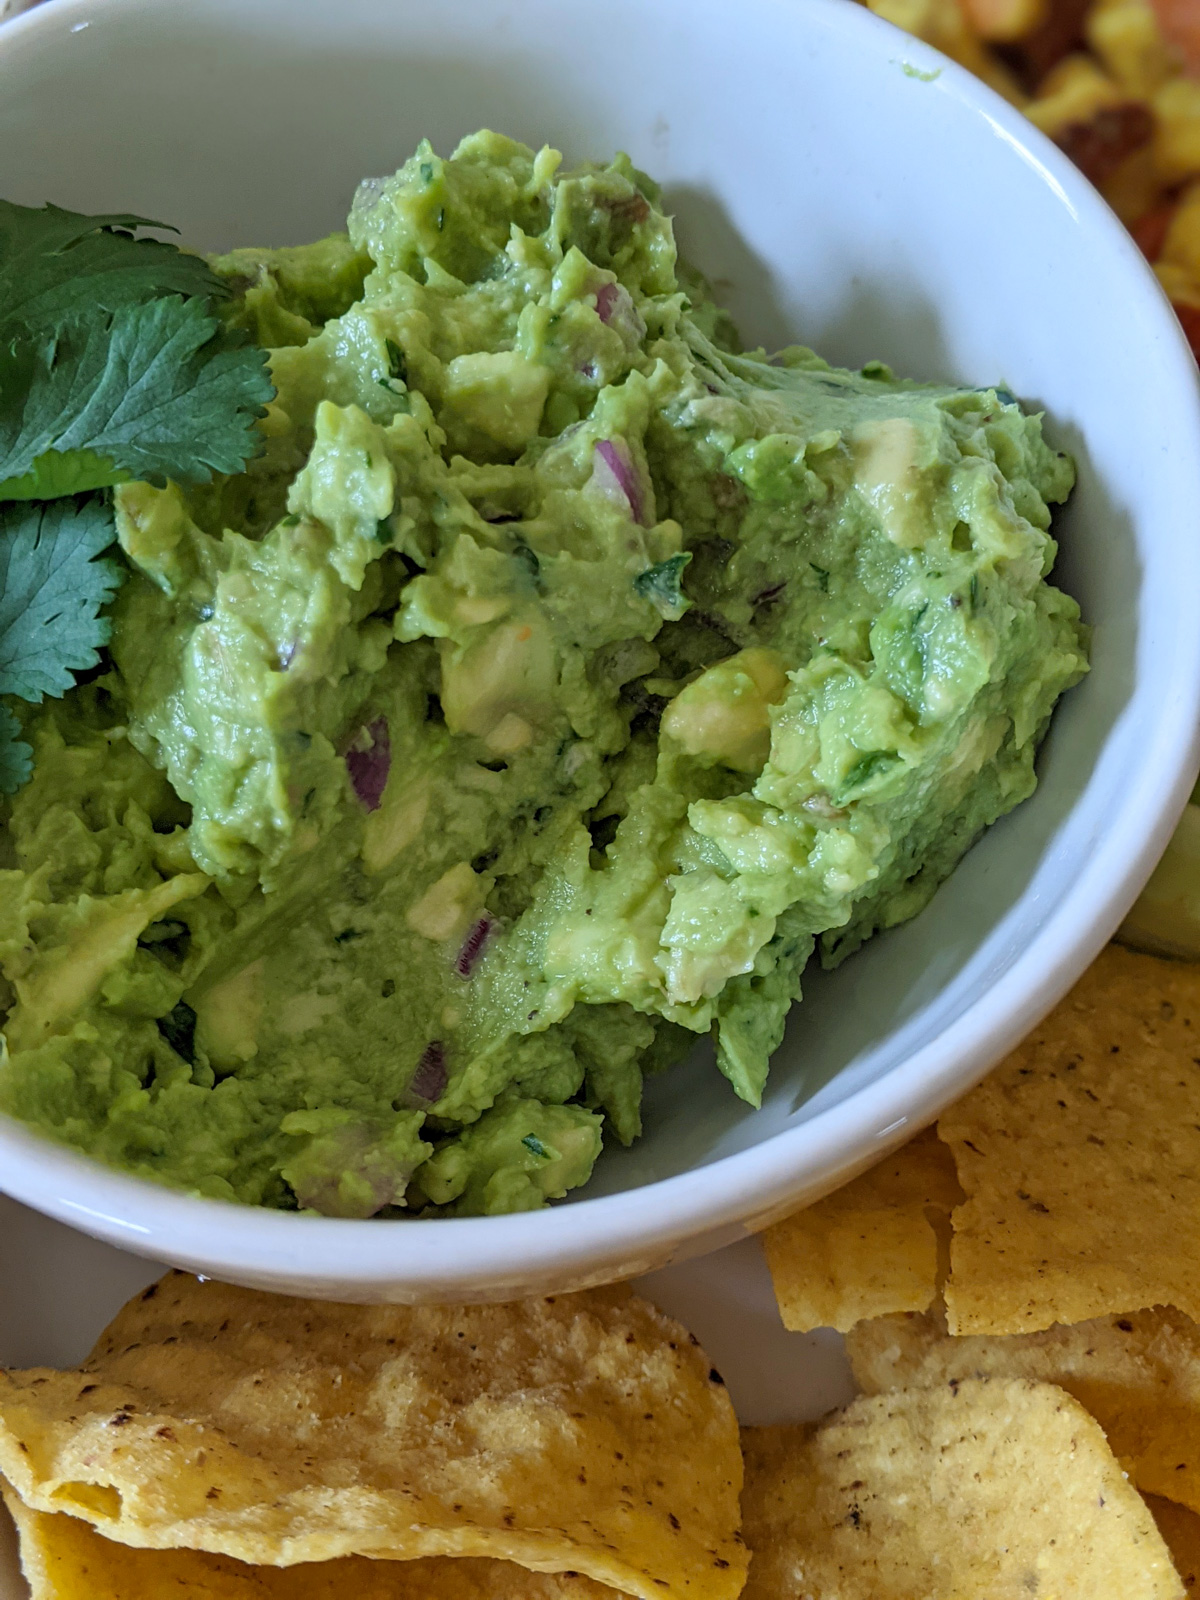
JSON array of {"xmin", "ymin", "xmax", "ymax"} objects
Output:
[{"xmin": 0, "ymin": 1201, "xmax": 855, "ymax": 1596}]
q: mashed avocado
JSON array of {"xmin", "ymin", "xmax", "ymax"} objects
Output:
[{"xmin": 0, "ymin": 131, "xmax": 1088, "ymax": 1216}]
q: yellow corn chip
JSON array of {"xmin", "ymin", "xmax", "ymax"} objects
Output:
[
  {"xmin": 940, "ymin": 943, "xmax": 1200, "ymax": 1334},
  {"xmin": 741, "ymin": 1378, "xmax": 1181, "ymax": 1599},
  {"xmin": 760, "ymin": 1126, "xmax": 962, "ymax": 1332},
  {"xmin": 0, "ymin": 1274, "xmax": 745, "ymax": 1600},
  {"xmin": 1149, "ymin": 1497, "xmax": 1200, "ymax": 1596},
  {"xmin": 846, "ymin": 1300, "xmax": 1200, "ymax": 1515},
  {"xmin": 2, "ymin": 1483, "xmax": 628, "ymax": 1600}
]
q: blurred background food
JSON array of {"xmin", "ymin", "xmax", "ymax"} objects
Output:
[{"xmin": 864, "ymin": 0, "xmax": 1200, "ymax": 352}]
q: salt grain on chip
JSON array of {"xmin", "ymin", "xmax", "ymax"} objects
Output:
[
  {"xmin": 941, "ymin": 943, "xmax": 1200, "ymax": 1335},
  {"xmin": 741, "ymin": 1378, "xmax": 1182, "ymax": 1599},
  {"xmin": 0, "ymin": 1274, "xmax": 745, "ymax": 1600},
  {"xmin": 2, "ymin": 1483, "xmax": 631, "ymax": 1600},
  {"xmin": 847, "ymin": 1300, "xmax": 1200, "ymax": 1516},
  {"xmin": 761, "ymin": 1126, "xmax": 962, "ymax": 1332}
]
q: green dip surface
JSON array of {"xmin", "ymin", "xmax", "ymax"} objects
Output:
[{"xmin": 0, "ymin": 132, "xmax": 1088, "ymax": 1217}]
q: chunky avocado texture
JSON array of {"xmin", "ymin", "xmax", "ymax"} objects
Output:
[{"xmin": 0, "ymin": 132, "xmax": 1088, "ymax": 1217}]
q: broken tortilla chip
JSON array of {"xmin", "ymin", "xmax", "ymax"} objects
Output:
[
  {"xmin": 846, "ymin": 1301, "xmax": 1200, "ymax": 1517},
  {"xmin": 760, "ymin": 1126, "xmax": 962, "ymax": 1332},
  {"xmin": 1148, "ymin": 1497, "xmax": 1200, "ymax": 1596},
  {"xmin": 741, "ymin": 1378, "xmax": 1181, "ymax": 1599},
  {"xmin": 2, "ymin": 1483, "xmax": 629, "ymax": 1600},
  {"xmin": 940, "ymin": 943, "xmax": 1200, "ymax": 1334},
  {"xmin": 0, "ymin": 1273, "xmax": 745, "ymax": 1600}
]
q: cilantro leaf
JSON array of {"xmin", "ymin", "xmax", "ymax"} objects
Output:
[
  {"xmin": 0, "ymin": 202, "xmax": 273, "ymax": 795},
  {"xmin": 0, "ymin": 297, "xmax": 275, "ymax": 495},
  {"xmin": 0, "ymin": 447, "xmax": 128, "ymax": 503},
  {"xmin": 0, "ymin": 703, "xmax": 31, "ymax": 796},
  {"xmin": 0, "ymin": 200, "xmax": 222, "ymax": 345},
  {"xmin": 634, "ymin": 551, "xmax": 693, "ymax": 620},
  {"xmin": 0, "ymin": 496, "xmax": 123, "ymax": 702}
]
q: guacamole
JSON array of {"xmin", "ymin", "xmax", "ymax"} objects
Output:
[{"xmin": 0, "ymin": 132, "xmax": 1088, "ymax": 1216}]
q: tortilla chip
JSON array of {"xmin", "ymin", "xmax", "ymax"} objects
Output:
[
  {"xmin": 2, "ymin": 1483, "xmax": 629, "ymax": 1600},
  {"xmin": 940, "ymin": 943, "xmax": 1200, "ymax": 1334},
  {"xmin": 1149, "ymin": 1497, "xmax": 1200, "ymax": 1595},
  {"xmin": 760, "ymin": 1126, "xmax": 962, "ymax": 1332},
  {"xmin": 741, "ymin": 1379, "xmax": 1181, "ymax": 1599},
  {"xmin": 846, "ymin": 1301, "xmax": 1200, "ymax": 1516},
  {"xmin": 0, "ymin": 1273, "xmax": 744, "ymax": 1600}
]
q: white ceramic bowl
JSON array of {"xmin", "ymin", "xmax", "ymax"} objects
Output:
[{"xmin": 2, "ymin": 0, "xmax": 1199, "ymax": 1302}]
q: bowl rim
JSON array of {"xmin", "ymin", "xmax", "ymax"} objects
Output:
[{"xmin": 2, "ymin": 0, "xmax": 1200, "ymax": 1295}]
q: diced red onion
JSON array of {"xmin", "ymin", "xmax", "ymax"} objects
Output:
[
  {"xmin": 595, "ymin": 282, "xmax": 620, "ymax": 323},
  {"xmin": 408, "ymin": 1040, "xmax": 448, "ymax": 1105},
  {"xmin": 593, "ymin": 439, "xmax": 647, "ymax": 526},
  {"xmin": 803, "ymin": 793, "xmax": 847, "ymax": 821},
  {"xmin": 345, "ymin": 717, "xmax": 390, "ymax": 812},
  {"xmin": 604, "ymin": 191, "xmax": 651, "ymax": 226},
  {"xmin": 456, "ymin": 915, "xmax": 494, "ymax": 979},
  {"xmin": 593, "ymin": 280, "xmax": 646, "ymax": 346},
  {"xmin": 752, "ymin": 581, "xmax": 786, "ymax": 608},
  {"xmin": 288, "ymin": 1122, "xmax": 412, "ymax": 1219}
]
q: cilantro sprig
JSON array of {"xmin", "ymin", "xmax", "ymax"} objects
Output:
[
  {"xmin": 0, "ymin": 203, "xmax": 221, "ymax": 343},
  {"xmin": 0, "ymin": 497, "xmax": 123, "ymax": 788},
  {"xmin": 0, "ymin": 705, "xmax": 30, "ymax": 796},
  {"xmin": 0, "ymin": 295, "xmax": 277, "ymax": 498},
  {"xmin": 0, "ymin": 200, "xmax": 275, "ymax": 500},
  {"xmin": 634, "ymin": 551, "xmax": 692, "ymax": 620},
  {"xmin": 0, "ymin": 199, "xmax": 277, "ymax": 793},
  {"xmin": 0, "ymin": 497, "xmax": 124, "ymax": 699}
]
